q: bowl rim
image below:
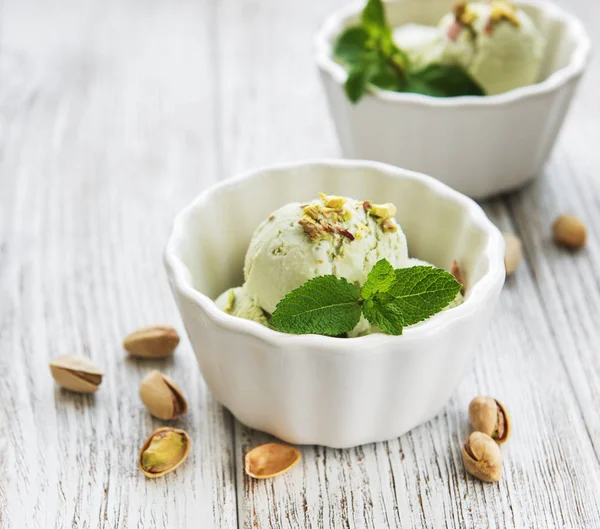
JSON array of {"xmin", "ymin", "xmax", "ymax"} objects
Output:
[
  {"xmin": 314, "ymin": 0, "xmax": 592, "ymax": 107},
  {"xmin": 164, "ymin": 159, "xmax": 506, "ymax": 353}
]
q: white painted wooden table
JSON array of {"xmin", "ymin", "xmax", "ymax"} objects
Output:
[{"xmin": 2, "ymin": 0, "xmax": 600, "ymax": 527}]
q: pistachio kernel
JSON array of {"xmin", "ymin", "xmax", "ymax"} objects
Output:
[
  {"xmin": 490, "ymin": 0, "xmax": 520, "ymax": 27},
  {"xmin": 139, "ymin": 427, "xmax": 191, "ymax": 478},
  {"xmin": 382, "ymin": 219, "xmax": 398, "ymax": 233},
  {"xmin": 49, "ymin": 355, "xmax": 104, "ymax": 393},
  {"xmin": 450, "ymin": 260, "xmax": 465, "ymax": 294},
  {"xmin": 319, "ymin": 193, "xmax": 347, "ymax": 209},
  {"xmin": 302, "ymin": 204, "xmax": 321, "ymax": 221},
  {"xmin": 369, "ymin": 203, "xmax": 397, "ymax": 220},
  {"xmin": 469, "ymin": 396, "xmax": 511, "ymax": 444},
  {"xmin": 298, "ymin": 218, "xmax": 329, "ymax": 242},
  {"xmin": 462, "ymin": 431, "xmax": 502, "ymax": 482},
  {"xmin": 224, "ymin": 289, "xmax": 236, "ymax": 313}
]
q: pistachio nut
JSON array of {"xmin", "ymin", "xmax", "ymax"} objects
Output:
[
  {"xmin": 469, "ymin": 396, "xmax": 511, "ymax": 444},
  {"xmin": 450, "ymin": 260, "xmax": 465, "ymax": 294},
  {"xmin": 552, "ymin": 214, "xmax": 587, "ymax": 249},
  {"xmin": 462, "ymin": 431, "xmax": 502, "ymax": 482},
  {"xmin": 319, "ymin": 193, "xmax": 347, "ymax": 209},
  {"xmin": 245, "ymin": 443, "xmax": 301, "ymax": 479},
  {"xmin": 123, "ymin": 325, "xmax": 180, "ymax": 359},
  {"xmin": 139, "ymin": 370, "xmax": 188, "ymax": 420},
  {"xmin": 368, "ymin": 203, "xmax": 397, "ymax": 220},
  {"xmin": 503, "ymin": 233, "xmax": 523, "ymax": 276},
  {"xmin": 139, "ymin": 427, "xmax": 191, "ymax": 478},
  {"xmin": 49, "ymin": 355, "xmax": 104, "ymax": 393}
]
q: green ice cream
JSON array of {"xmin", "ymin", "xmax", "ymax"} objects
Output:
[
  {"xmin": 243, "ymin": 195, "xmax": 409, "ymax": 315},
  {"xmin": 215, "ymin": 287, "xmax": 269, "ymax": 326},
  {"xmin": 215, "ymin": 194, "xmax": 410, "ymax": 335},
  {"xmin": 214, "ymin": 195, "xmax": 465, "ymax": 336},
  {"xmin": 431, "ymin": 1, "xmax": 545, "ymax": 95}
]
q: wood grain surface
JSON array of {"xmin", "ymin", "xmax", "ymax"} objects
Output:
[{"xmin": 1, "ymin": 0, "xmax": 600, "ymax": 527}]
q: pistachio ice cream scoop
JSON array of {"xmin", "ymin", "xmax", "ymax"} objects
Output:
[
  {"xmin": 436, "ymin": 1, "xmax": 546, "ymax": 95},
  {"xmin": 243, "ymin": 194, "xmax": 409, "ymax": 315},
  {"xmin": 215, "ymin": 194, "xmax": 411, "ymax": 334}
]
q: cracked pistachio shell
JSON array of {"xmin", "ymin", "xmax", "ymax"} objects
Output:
[
  {"xmin": 139, "ymin": 370, "xmax": 188, "ymax": 420},
  {"xmin": 469, "ymin": 396, "xmax": 511, "ymax": 444},
  {"xmin": 49, "ymin": 355, "xmax": 104, "ymax": 393},
  {"xmin": 244, "ymin": 443, "xmax": 301, "ymax": 479},
  {"xmin": 462, "ymin": 431, "xmax": 502, "ymax": 482},
  {"xmin": 139, "ymin": 427, "xmax": 191, "ymax": 478},
  {"xmin": 123, "ymin": 325, "xmax": 180, "ymax": 359}
]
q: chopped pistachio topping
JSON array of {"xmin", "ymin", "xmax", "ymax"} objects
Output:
[
  {"xmin": 319, "ymin": 193, "xmax": 347, "ymax": 209},
  {"xmin": 454, "ymin": 2, "xmax": 478, "ymax": 25},
  {"xmin": 382, "ymin": 219, "xmax": 398, "ymax": 233},
  {"xmin": 302, "ymin": 204, "xmax": 321, "ymax": 220},
  {"xmin": 299, "ymin": 217, "xmax": 329, "ymax": 242},
  {"xmin": 490, "ymin": 0, "xmax": 520, "ymax": 27},
  {"xmin": 224, "ymin": 289, "xmax": 235, "ymax": 313},
  {"xmin": 369, "ymin": 203, "xmax": 397, "ymax": 220}
]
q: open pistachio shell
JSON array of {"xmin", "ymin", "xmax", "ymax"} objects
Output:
[
  {"xmin": 139, "ymin": 370, "xmax": 188, "ymax": 420},
  {"xmin": 49, "ymin": 355, "xmax": 104, "ymax": 393},
  {"xmin": 138, "ymin": 427, "xmax": 191, "ymax": 478},
  {"xmin": 462, "ymin": 431, "xmax": 502, "ymax": 482},
  {"xmin": 469, "ymin": 396, "xmax": 511, "ymax": 444},
  {"xmin": 244, "ymin": 443, "xmax": 301, "ymax": 479}
]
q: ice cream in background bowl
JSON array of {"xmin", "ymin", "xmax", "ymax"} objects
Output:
[
  {"xmin": 315, "ymin": 0, "xmax": 591, "ymax": 198},
  {"xmin": 164, "ymin": 160, "xmax": 505, "ymax": 447},
  {"xmin": 393, "ymin": 1, "xmax": 546, "ymax": 96}
]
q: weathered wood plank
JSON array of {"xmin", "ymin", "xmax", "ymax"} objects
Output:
[
  {"xmin": 0, "ymin": 0, "xmax": 236, "ymax": 527},
  {"xmin": 217, "ymin": 0, "xmax": 600, "ymax": 527}
]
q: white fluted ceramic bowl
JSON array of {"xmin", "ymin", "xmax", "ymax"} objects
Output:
[
  {"xmin": 315, "ymin": 0, "xmax": 591, "ymax": 199},
  {"xmin": 164, "ymin": 160, "xmax": 505, "ymax": 448}
]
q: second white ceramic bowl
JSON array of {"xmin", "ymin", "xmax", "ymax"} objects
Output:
[
  {"xmin": 315, "ymin": 0, "xmax": 591, "ymax": 199},
  {"xmin": 165, "ymin": 160, "xmax": 505, "ymax": 448}
]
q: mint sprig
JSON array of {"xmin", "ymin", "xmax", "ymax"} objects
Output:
[
  {"xmin": 269, "ymin": 275, "xmax": 363, "ymax": 336},
  {"xmin": 271, "ymin": 259, "xmax": 461, "ymax": 336},
  {"xmin": 333, "ymin": 0, "xmax": 484, "ymax": 103}
]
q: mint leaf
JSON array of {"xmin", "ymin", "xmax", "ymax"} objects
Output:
[
  {"xmin": 407, "ymin": 64, "xmax": 484, "ymax": 97},
  {"xmin": 361, "ymin": 258, "xmax": 395, "ymax": 299},
  {"xmin": 363, "ymin": 294, "xmax": 405, "ymax": 335},
  {"xmin": 270, "ymin": 276, "xmax": 362, "ymax": 336},
  {"xmin": 386, "ymin": 266, "xmax": 462, "ymax": 326},
  {"xmin": 334, "ymin": 27, "xmax": 372, "ymax": 64},
  {"xmin": 361, "ymin": 0, "xmax": 387, "ymax": 34},
  {"xmin": 345, "ymin": 59, "xmax": 378, "ymax": 103}
]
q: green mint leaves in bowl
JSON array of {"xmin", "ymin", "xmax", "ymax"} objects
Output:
[
  {"xmin": 333, "ymin": 0, "xmax": 484, "ymax": 103},
  {"xmin": 270, "ymin": 259, "xmax": 462, "ymax": 336}
]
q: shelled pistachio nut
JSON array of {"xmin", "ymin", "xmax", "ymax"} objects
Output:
[
  {"xmin": 49, "ymin": 355, "xmax": 104, "ymax": 393},
  {"xmin": 139, "ymin": 427, "xmax": 191, "ymax": 478},
  {"xmin": 123, "ymin": 325, "xmax": 180, "ymax": 359},
  {"xmin": 503, "ymin": 233, "xmax": 523, "ymax": 276},
  {"xmin": 244, "ymin": 443, "xmax": 301, "ymax": 479},
  {"xmin": 462, "ymin": 431, "xmax": 502, "ymax": 482},
  {"xmin": 552, "ymin": 214, "xmax": 587, "ymax": 249},
  {"xmin": 139, "ymin": 370, "xmax": 188, "ymax": 420},
  {"xmin": 469, "ymin": 396, "xmax": 511, "ymax": 444}
]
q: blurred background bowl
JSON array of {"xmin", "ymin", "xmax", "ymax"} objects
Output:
[{"xmin": 315, "ymin": 0, "xmax": 591, "ymax": 199}]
